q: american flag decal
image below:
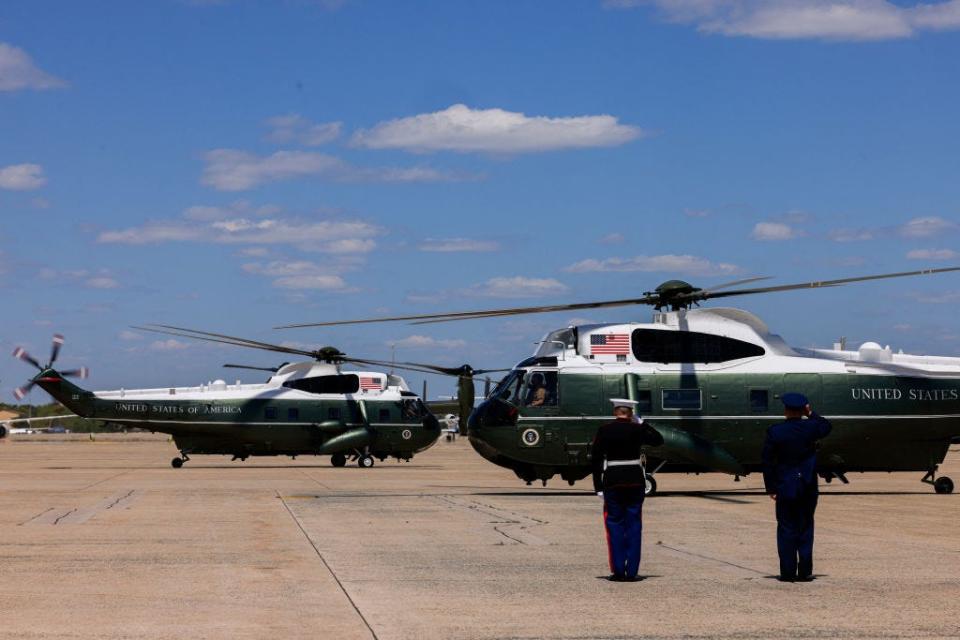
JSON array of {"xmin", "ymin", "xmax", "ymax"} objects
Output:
[
  {"xmin": 590, "ymin": 333, "xmax": 630, "ymax": 355},
  {"xmin": 359, "ymin": 376, "xmax": 382, "ymax": 390}
]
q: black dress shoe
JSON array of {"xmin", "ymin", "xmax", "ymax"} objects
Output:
[
  {"xmin": 777, "ymin": 575, "xmax": 796, "ymax": 582},
  {"xmin": 797, "ymin": 574, "xmax": 815, "ymax": 582},
  {"xmin": 608, "ymin": 574, "xmax": 626, "ymax": 582}
]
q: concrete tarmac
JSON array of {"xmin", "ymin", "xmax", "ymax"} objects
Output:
[{"xmin": 1, "ymin": 435, "xmax": 958, "ymax": 639}]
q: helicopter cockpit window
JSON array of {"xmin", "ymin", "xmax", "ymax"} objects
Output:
[
  {"xmin": 491, "ymin": 370, "xmax": 524, "ymax": 402},
  {"xmin": 520, "ymin": 371, "xmax": 558, "ymax": 407},
  {"xmin": 631, "ymin": 329, "xmax": 765, "ymax": 364},
  {"xmin": 283, "ymin": 374, "xmax": 360, "ymax": 395},
  {"xmin": 401, "ymin": 398, "xmax": 428, "ymax": 420}
]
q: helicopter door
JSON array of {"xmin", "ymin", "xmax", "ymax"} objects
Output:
[
  {"xmin": 782, "ymin": 374, "xmax": 823, "ymax": 408},
  {"xmin": 558, "ymin": 368, "xmax": 603, "ymax": 466}
]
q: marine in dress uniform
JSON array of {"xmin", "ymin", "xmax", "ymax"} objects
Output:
[
  {"xmin": 592, "ymin": 398, "xmax": 664, "ymax": 582},
  {"xmin": 762, "ymin": 392, "xmax": 833, "ymax": 582}
]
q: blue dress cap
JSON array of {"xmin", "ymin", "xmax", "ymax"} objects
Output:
[{"xmin": 781, "ymin": 392, "xmax": 808, "ymax": 409}]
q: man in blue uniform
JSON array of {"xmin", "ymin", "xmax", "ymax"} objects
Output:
[
  {"xmin": 592, "ymin": 398, "xmax": 664, "ymax": 582},
  {"xmin": 762, "ymin": 392, "xmax": 833, "ymax": 582}
]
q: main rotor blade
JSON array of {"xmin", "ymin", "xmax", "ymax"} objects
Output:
[
  {"xmin": 132, "ymin": 325, "xmax": 315, "ymax": 358},
  {"xmin": 223, "ymin": 364, "xmax": 281, "ymax": 373},
  {"xmin": 148, "ymin": 324, "xmax": 317, "ymax": 355},
  {"xmin": 60, "ymin": 367, "xmax": 89, "ymax": 379},
  {"xmin": 692, "ymin": 267, "xmax": 960, "ymax": 303},
  {"xmin": 276, "ymin": 295, "xmax": 661, "ymax": 329},
  {"xmin": 699, "ymin": 276, "xmax": 772, "ymax": 294},
  {"xmin": 12, "ymin": 347, "xmax": 41, "ymax": 370},
  {"xmin": 50, "ymin": 334, "xmax": 64, "ymax": 366}
]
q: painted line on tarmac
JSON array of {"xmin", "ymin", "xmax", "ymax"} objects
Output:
[
  {"xmin": 276, "ymin": 490, "xmax": 379, "ymax": 640},
  {"xmin": 657, "ymin": 542, "xmax": 768, "ymax": 576}
]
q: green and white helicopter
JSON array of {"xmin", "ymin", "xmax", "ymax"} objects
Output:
[
  {"xmin": 279, "ymin": 267, "xmax": 960, "ymax": 495},
  {"xmin": 10, "ymin": 328, "xmax": 455, "ymax": 469}
]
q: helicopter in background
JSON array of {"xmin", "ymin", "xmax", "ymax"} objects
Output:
[
  {"xmin": 278, "ymin": 267, "xmax": 960, "ymax": 495},
  {"xmin": 10, "ymin": 329, "xmax": 445, "ymax": 469}
]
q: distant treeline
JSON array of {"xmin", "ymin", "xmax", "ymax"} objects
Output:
[{"xmin": 0, "ymin": 402, "xmax": 124, "ymax": 432}]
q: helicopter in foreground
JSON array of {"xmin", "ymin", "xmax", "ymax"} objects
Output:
[
  {"xmin": 279, "ymin": 267, "xmax": 960, "ymax": 495},
  {"xmin": 10, "ymin": 329, "xmax": 444, "ymax": 469}
]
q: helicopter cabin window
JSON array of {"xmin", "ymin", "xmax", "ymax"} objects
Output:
[
  {"xmin": 328, "ymin": 407, "xmax": 342, "ymax": 421},
  {"xmin": 264, "ymin": 406, "xmax": 278, "ymax": 420},
  {"xmin": 750, "ymin": 389, "xmax": 769, "ymax": 412},
  {"xmin": 491, "ymin": 370, "xmax": 525, "ymax": 403},
  {"xmin": 631, "ymin": 329, "xmax": 765, "ymax": 364},
  {"xmin": 283, "ymin": 374, "xmax": 360, "ymax": 395},
  {"xmin": 635, "ymin": 389, "xmax": 652, "ymax": 413},
  {"xmin": 287, "ymin": 407, "xmax": 300, "ymax": 421},
  {"xmin": 521, "ymin": 371, "xmax": 558, "ymax": 407},
  {"xmin": 662, "ymin": 389, "xmax": 702, "ymax": 410}
]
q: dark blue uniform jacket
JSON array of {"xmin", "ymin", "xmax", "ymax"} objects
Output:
[
  {"xmin": 762, "ymin": 413, "xmax": 833, "ymax": 499},
  {"xmin": 592, "ymin": 419, "xmax": 664, "ymax": 493}
]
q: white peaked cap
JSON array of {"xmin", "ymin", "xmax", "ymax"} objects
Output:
[{"xmin": 609, "ymin": 398, "xmax": 638, "ymax": 410}]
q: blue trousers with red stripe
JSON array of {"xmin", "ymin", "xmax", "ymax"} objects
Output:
[{"xmin": 603, "ymin": 488, "xmax": 644, "ymax": 578}]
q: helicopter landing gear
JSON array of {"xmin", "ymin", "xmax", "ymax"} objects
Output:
[
  {"xmin": 644, "ymin": 474, "xmax": 657, "ymax": 497},
  {"xmin": 922, "ymin": 466, "xmax": 954, "ymax": 494},
  {"xmin": 330, "ymin": 453, "xmax": 347, "ymax": 467},
  {"xmin": 358, "ymin": 454, "xmax": 375, "ymax": 469},
  {"xmin": 171, "ymin": 456, "xmax": 186, "ymax": 469},
  {"xmin": 935, "ymin": 477, "xmax": 954, "ymax": 494}
]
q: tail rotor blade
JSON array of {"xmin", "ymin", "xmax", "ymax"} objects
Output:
[
  {"xmin": 61, "ymin": 367, "xmax": 89, "ymax": 380},
  {"xmin": 12, "ymin": 347, "xmax": 41, "ymax": 370},
  {"xmin": 50, "ymin": 334, "xmax": 64, "ymax": 366},
  {"xmin": 13, "ymin": 381, "xmax": 35, "ymax": 401}
]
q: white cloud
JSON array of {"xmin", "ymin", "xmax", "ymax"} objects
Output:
[
  {"xmin": 241, "ymin": 260, "xmax": 355, "ymax": 291},
  {"xmin": 828, "ymin": 227, "xmax": 875, "ymax": 242},
  {"xmin": 201, "ymin": 149, "xmax": 472, "ymax": 191},
  {"xmin": 0, "ymin": 43, "xmax": 66, "ymax": 92},
  {"xmin": 390, "ymin": 335, "xmax": 467, "ymax": 349},
  {"xmin": 119, "ymin": 330, "xmax": 144, "ymax": 341},
  {"xmin": 606, "ymin": 0, "xmax": 960, "ymax": 41},
  {"xmin": 418, "ymin": 237, "xmax": 500, "ymax": 252},
  {"xmin": 265, "ymin": 114, "xmax": 342, "ymax": 146},
  {"xmin": 564, "ymin": 254, "xmax": 740, "ymax": 276},
  {"xmin": 35, "ymin": 268, "xmax": 120, "ymax": 289},
  {"xmin": 237, "ymin": 247, "xmax": 269, "ymax": 257},
  {"xmin": 467, "ymin": 276, "xmax": 569, "ymax": 298},
  {"xmin": 150, "ymin": 339, "xmax": 190, "ymax": 351},
  {"xmin": 916, "ymin": 291, "xmax": 960, "ymax": 304},
  {"xmin": 899, "ymin": 216, "xmax": 958, "ymax": 238},
  {"xmin": 599, "ymin": 233, "xmax": 626, "ymax": 245},
  {"xmin": 750, "ymin": 221, "xmax": 801, "ymax": 241},
  {"xmin": 85, "ymin": 276, "xmax": 119, "ymax": 289},
  {"xmin": 351, "ymin": 103, "xmax": 642, "ymax": 154},
  {"xmin": 684, "ymin": 208, "xmax": 711, "ymax": 218},
  {"xmin": 272, "ymin": 274, "xmax": 349, "ymax": 290},
  {"xmin": 98, "ymin": 208, "xmax": 383, "ymax": 253},
  {"xmin": 906, "ymin": 248, "xmax": 959, "ymax": 260},
  {"xmin": 0, "ymin": 163, "xmax": 46, "ymax": 190}
]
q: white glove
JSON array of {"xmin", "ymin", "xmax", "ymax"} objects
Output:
[{"xmin": 596, "ymin": 491, "xmax": 604, "ymax": 498}]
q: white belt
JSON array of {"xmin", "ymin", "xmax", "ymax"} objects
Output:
[{"xmin": 605, "ymin": 459, "xmax": 642, "ymax": 468}]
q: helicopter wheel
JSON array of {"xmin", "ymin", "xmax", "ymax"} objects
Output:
[
  {"xmin": 330, "ymin": 453, "xmax": 347, "ymax": 468},
  {"xmin": 644, "ymin": 474, "xmax": 657, "ymax": 497},
  {"xmin": 934, "ymin": 476, "xmax": 954, "ymax": 494},
  {"xmin": 358, "ymin": 455, "xmax": 375, "ymax": 469},
  {"xmin": 171, "ymin": 457, "xmax": 184, "ymax": 469}
]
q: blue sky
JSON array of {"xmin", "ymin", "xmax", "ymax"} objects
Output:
[{"xmin": 2, "ymin": 0, "xmax": 960, "ymax": 400}]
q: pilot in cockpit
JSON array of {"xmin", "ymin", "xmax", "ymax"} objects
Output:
[{"xmin": 525, "ymin": 373, "xmax": 547, "ymax": 406}]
